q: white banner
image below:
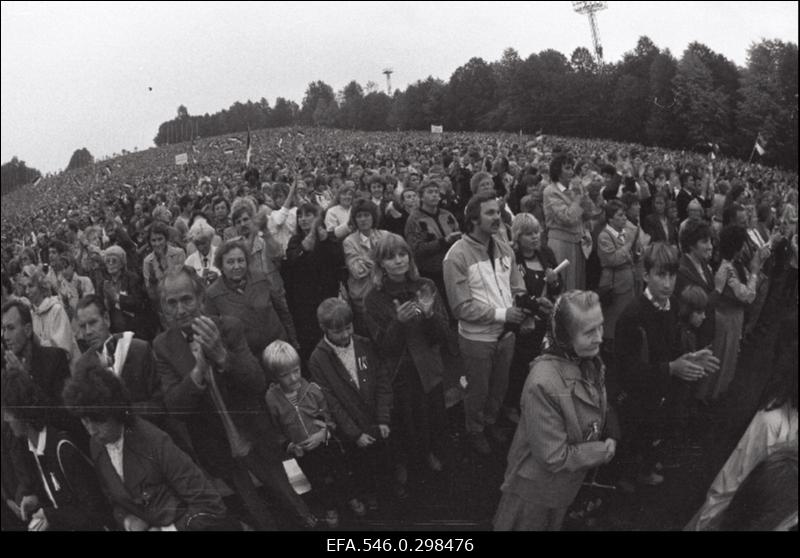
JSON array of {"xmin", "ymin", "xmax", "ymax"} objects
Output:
[
  {"xmin": 431, "ymin": 124, "xmax": 443, "ymax": 134},
  {"xmin": 175, "ymin": 153, "xmax": 188, "ymax": 166}
]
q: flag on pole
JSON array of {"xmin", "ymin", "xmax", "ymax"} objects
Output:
[
  {"xmin": 246, "ymin": 127, "xmax": 252, "ymax": 166},
  {"xmin": 754, "ymin": 134, "xmax": 766, "ymax": 156},
  {"xmin": 33, "ymin": 176, "xmax": 42, "ymax": 186}
]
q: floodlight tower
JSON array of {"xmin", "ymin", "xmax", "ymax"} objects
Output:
[
  {"xmin": 382, "ymin": 68, "xmax": 394, "ymax": 96},
  {"xmin": 572, "ymin": 1, "xmax": 608, "ymax": 69}
]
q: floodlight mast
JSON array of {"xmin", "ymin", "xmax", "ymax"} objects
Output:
[
  {"xmin": 572, "ymin": 1, "xmax": 608, "ymax": 69},
  {"xmin": 383, "ymin": 68, "xmax": 394, "ymax": 96}
]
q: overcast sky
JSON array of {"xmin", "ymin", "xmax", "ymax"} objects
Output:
[{"xmin": 2, "ymin": 1, "xmax": 797, "ymax": 174}]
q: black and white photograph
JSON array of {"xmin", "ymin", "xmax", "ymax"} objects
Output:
[{"xmin": 1, "ymin": 0, "xmax": 797, "ymax": 535}]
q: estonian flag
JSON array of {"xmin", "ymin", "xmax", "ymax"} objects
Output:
[
  {"xmin": 754, "ymin": 134, "xmax": 766, "ymax": 156},
  {"xmin": 246, "ymin": 128, "xmax": 252, "ymax": 166}
]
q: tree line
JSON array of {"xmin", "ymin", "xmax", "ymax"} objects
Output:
[{"xmin": 151, "ymin": 36, "xmax": 796, "ymax": 169}]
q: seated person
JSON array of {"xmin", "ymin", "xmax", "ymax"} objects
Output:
[
  {"xmin": 2, "ymin": 370, "xmax": 111, "ymax": 531},
  {"xmin": 62, "ymin": 364, "xmax": 239, "ymax": 531},
  {"xmin": 263, "ymin": 340, "xmax": 364, "ymax": 527}
]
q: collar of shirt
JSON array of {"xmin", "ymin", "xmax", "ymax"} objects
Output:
[
  {"xmin": 28, "ymin": 426, "xmax": 48, "ymax": 456},
  {"xmin": 557, "ymin": 182, "xmax": 569, "ymax": 194},
  {"xmin": 105, "ymin": 430, "xmax": 125, "ymax": 480},
  {"xmin": 324, "ymin": 335, "xmax": 354, "ymax": 355},
  {"xmin": 604, "ymin": 224, "xmax": 625, "ymax": 242},
  {"xmin": 106, "ymin": 430, "xmax": 124, "ymax": 452},
  {"xmin": 644, "ymin": 287, "xmax": 671, "ymax": 311}
]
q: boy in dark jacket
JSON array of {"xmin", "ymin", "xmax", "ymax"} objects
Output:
[
  {"xmin": 308, "ymin": 298, "xmax": 398, "ymax": 509},
  {"xmin": 614, "ymin": 243, "xmax": 719, "ymax": 487}
]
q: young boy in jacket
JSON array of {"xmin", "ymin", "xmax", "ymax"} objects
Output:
[
  {"xmin": 308, "ymin": 298, "xmax": 398, "ymax": 509},
  {"xmin": 263, "ymin": 340, "xmax": 364, "ymax": 526}
]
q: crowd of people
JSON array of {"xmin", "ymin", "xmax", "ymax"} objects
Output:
[{"xmin": 1, "ymin": 127, "xmax": 797, "ymax": 531}]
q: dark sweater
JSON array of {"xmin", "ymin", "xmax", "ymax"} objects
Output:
[{"xmin": 614, "ymin": 293, "xmax": 681, "ymax": 410}]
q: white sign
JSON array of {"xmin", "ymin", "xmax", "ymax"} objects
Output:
[
  {"xmin": 431, "ymin": 124, "xmax": 443, "ymax": 134},
  {"xmin": 175, "ymin": 153, "xmax": 188, "ymax": 166}
]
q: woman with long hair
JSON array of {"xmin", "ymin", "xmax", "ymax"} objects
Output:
[
  {"xmin": 697, "ymin": 226, "xmax": 761, "ymax": 403},
  {"xmin": 282, "ymin": 203, "xmax": 345, "ymax": 365},
  {"xmin": 364, "ymin": 234, "xmax": 451, "ymax": 481}
]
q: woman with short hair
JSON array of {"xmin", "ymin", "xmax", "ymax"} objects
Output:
[
  {"xmin": 597, "ymin": 200, "xmax": 637, "ymax": 346},
  {"xmin": 205, "ymin": 239, "xmax": 297, "ymax": 358},
  {"xmin": 543, "ymin": 155, "xmax": 591, "ymax": 290},
  {"xmin": 19, "ymin": 264, "xmax": 79, "ymax": 366},
  {"xmin": 324, "ymin": 184, "xmax": 356, "ymax": 239},
  {"xmin": 342, "ymin": 200, "xmax": 390, "ymax": 334},
  {"xmin": 503, "ymin": 213, "xmax": 562, "ymax": 422}
]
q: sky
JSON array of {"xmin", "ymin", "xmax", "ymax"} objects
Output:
[{"xmin": 2, "ymin": 1, "xmax": 798, "ymax": 175}]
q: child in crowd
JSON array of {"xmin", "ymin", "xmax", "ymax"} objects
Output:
[
  {"xmin": 307, "ymin": 298, "xmax": 397, "ymax": 510},
  {"xmin": 263, "ymin": 340, "xmax": 365, "ymax": 527},
  {"xmin": 673, "ymin": 285, "xmax": 710, "ymax": 437}
]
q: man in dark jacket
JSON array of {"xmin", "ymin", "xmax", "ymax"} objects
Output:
[
  {"xmin": 74, "ymin": 294, "xmax": 196, "ymax": 456},
  {"xmin": 405, "ymin": 180, "xmax": 462, "ymax": 298},
  {"xmin": 153, "ymin": 266, "xmax": 315, "ymax": 530}
]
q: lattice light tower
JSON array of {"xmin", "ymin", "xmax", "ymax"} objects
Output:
[
  {"xmin": 382, "ymin": 68, "xmax": 394, "ymax": 96},
  {"xmin": 572, "ymin": 1, "xmax": 608, "ymax": 69}
]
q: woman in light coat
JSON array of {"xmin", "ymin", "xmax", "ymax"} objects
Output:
[
  {"xmin": 494, "ymin": 290, "xmax": 619, "ymax": 531},
  {"xmin": 543, "ymin": 155, "xmax": 592, "ymax": 290}
]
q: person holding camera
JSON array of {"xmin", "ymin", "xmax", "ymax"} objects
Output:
[{"xmin": 443, "ymin": 193, "xmax": 527, "ymax": 455}]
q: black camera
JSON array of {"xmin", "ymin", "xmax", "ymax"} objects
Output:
[
  {"xmin": 502, "ymin": 294, "xmax": 541, "ymax": 337},
  {"xmin": 514, "ymin": 293, "xmax": 540, "ymax": 315}
]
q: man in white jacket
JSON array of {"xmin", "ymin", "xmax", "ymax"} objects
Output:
[{"xmin": 443, "ymin": 192, "xmax": 527, "ymax": 455}]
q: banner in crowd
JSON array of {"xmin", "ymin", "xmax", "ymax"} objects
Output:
[
  {"xmin": 175, "ymin": 153, "xmax": 188, "ymax": 166},
  {"xmin": 431, "ymin": 124, "xmax": 443, "ymax": 134}
]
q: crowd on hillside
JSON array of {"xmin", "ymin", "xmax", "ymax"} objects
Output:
[{"xmin": 1, "ymin": 127, "xmax": 797, "ymax": 531}]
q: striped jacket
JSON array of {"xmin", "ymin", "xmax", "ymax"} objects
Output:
[{"xmin": 442, "ymin": 234, "xmax": 526, "ymax": 342}]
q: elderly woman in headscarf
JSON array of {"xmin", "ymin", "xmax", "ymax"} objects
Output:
[{"xmin": 494, "ymin": 290, "xmax": 619, "ymax": 531}]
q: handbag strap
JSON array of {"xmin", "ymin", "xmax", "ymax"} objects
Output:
[{"xmin": 56, "ymin": 438, "xmax": 93, "ymax": 499}]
